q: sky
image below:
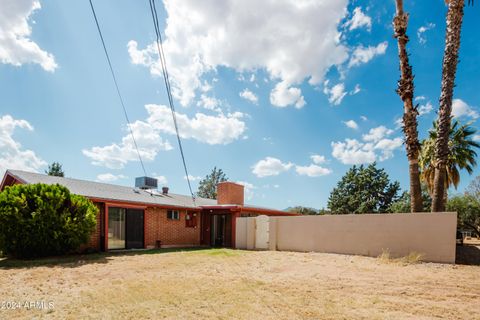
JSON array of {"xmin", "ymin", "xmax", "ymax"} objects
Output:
[{"xmin": 1, "ymin": 0, "xmax": 480, "ymax": 210}]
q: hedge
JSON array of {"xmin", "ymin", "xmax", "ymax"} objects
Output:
[{"xmin": 0, "ymin": 183, "xmax": 98, "ymax": 258}]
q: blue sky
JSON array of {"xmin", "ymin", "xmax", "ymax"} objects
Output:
[{"xmin": 1, "ymin": 0, "xmax": 479, "ymax": 210}]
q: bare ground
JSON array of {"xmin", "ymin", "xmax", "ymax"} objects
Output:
[{"xmin": 0, "ymin": 248, "xmax": 479, "ymax": 319}]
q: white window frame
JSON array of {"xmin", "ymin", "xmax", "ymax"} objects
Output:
[{"xmin": 167, "ymin": 210, "xmax": 180, "ymax": 220}]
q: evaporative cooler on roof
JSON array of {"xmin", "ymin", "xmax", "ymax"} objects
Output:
[{"xmin": 135, "ymin": 177, "xmax": 158, "ymax": 190}]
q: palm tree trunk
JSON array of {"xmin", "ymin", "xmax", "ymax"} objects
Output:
[
  {"xmin": 432, "ymin": 0, "xmax": 465, "ymax": 212},
  {"xmin": 443, "ymin": 185, "xmax": 448, "ymax": 204},
  {"xmin": 393, "ymin": 0, "xmax": 423, "ymax": 212}
]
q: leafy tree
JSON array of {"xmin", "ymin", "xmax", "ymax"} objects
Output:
[
  {"xmin": 465, "ymin": 175, "xmax": 480, "ymax": 199},
  {"xmin": 419, "ymin": 120, "xmax": 479, "ymax": 205},
  {"xmin": 392, "ymin": 0, "xmax": 423, "ymax": 212},
  {"xmin": 447, "ymin": 194, "xmax": 480, "ymax": 238},
  {"xmin": 286, "ymin": 206, "xmax": 319, "ymax": 215},
  {"xmin": 327, "ymin": 163, "xmax": 400, "ymax": 214},
  {"xmin": 196, "ymin": 167, "xmax": 228, "ymax": 199},
  {"xmin": 389, "ymin": 184, "xmax": 432, "ymax": 213},
  {"xmin": 318, "ymin": 208, "xmax": 331, "ymax": 215},
  {"xmin": 45, "ymin": 162, "xmax": 65, "ymax": 177},
  {"xmin": 0, "ymin": 183, "xmax": 98, "ymax": 258}
]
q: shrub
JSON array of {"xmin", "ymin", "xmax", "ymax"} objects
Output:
[{"xmin": 0, "ymin": 183, "xmax": 98, "ymax": 258}]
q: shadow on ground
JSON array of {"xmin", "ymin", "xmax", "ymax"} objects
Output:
[
  {"xmin": 456, "ymin": 244, "xmax": 480, "ymax": 265},
  {"xmin": 0, "ymin": 247, "xmax": 207, "ymax": 270}
]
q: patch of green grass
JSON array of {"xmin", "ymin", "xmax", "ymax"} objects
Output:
[{"xmin": 191, "ymin": 248, "xmax": 246, "ymax": 257}]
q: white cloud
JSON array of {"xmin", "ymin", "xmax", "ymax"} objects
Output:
[
  {"xmin": 184, "ymin": 174, "xmax": 202, "ymax": 181},
  {"xmin": 360, "ymin": 115, "xmax": 368, "ymax": 121},
  {"xmin": 343, "ymin": 120, "xmax": 359, "ymax": 130},
  {"xmin": 84, "ymin": 104, "xmax": 247, "ymax": 168},
  {"xmin": 415, "ymin": 96, "xmax": 426, "ymax": 101},
  {"xmin": 83, "ymin": 120, "xmax": 173, "ymax": 169},
  {"xmin": 473, "ymin": 134, "xmax": 480, "ymax": 142},
  {"xmin": 128, "ymin": 0, "xmax": 349, "ymax": 107},
  {"xmin": 350, "ymin": 84, "xmax": 361, "ymax": 95},
  {"xmin": 324, "ymin": 82, "xmax": 347, "ymax": 106},
  {"xmin": 394, "ymin": 117, "xmax": 404, "ymax": 129},
  {"xmin": 154, "ymin": 175, "xmax": 168, "ymax": 186},
  {"xmin": 145, "ymin": 104, "xmax": 247, "ymax": 145},
  {"xmin": 270, "ymin": 81, "xmax": 306, "ymax": 108},
  {"xmin": 196, "ymin": 94, "xmax": 221, "ymax": 112},
  {"xmin": 332, "ymin": 125, "xmax": 403, "ymax": 165},
  {"xmin": 417, "ymin": 22, "xmax": 435, "ymax": 45},
  {"xmin": 295, "ymin": 164, "xmax": 332, "ymax": 177},
  {"xmin": 239, "ymin": 88, "xmax": 258, "ymax": 104},
  {"xmin": 348, "ymin": 41, "xmax": 388, "ymax": 68},
  {"xmin": 237, "ymin": 181, "xmax": 256, "ymax": 201},
  {"xmin": 362, "ymin": 125, "xmax": 393, "ymax": 143},
  {"xmin": 331, "ymin": 139, "xmax": 376, "ymax": 165},
  {"xmin": 200, "ymin": 81, "xmax": 212, "ymax": 93},
  {"xmin": 345, "ymin": 7, "xmax": 372, "ymax": 32},
  {"xmin": 96, "ymin": 173, "xmax": 127, "ymax": 183},
  {"xmin": 0, "ymin": 0, "xmax": 57, "ymax": 71},
  {"xmin": 418, "ymin": 101, "xmax": 433, "ymax": 116},
  {"xmin": 374, "ymin": 137, "xmax": 403, "ymax": 161},
  {"xmin": 310, "ymin": 154, "xmax": 327, "ymax": 164},
  {"xmin": 452, "ymin": 99, "xmax": 479, "ymax": 119},
  {"xmin": 252, "ymin": 157, "xmax": 293, "ymax": 177},
  {"xmin": 0, "ymin": 115, "xmax": 46, "ymax": 175}
]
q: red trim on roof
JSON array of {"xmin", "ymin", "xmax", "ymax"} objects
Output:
[
  {"xmin": 0, "ymin": 171, "xmax": 26, "ymax": 191},
  {"xmin": 88, "ymin": 197, "xmax": 200, "ymax": 210},
  {"xmin": 200, "ymin": 204, "xmax": 298, "ymax": 216}
]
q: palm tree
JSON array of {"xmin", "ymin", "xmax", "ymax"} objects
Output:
[
  {"xmin": 431, "ymin": 0, "xmax": 472, "ymax": 211},
  {"xmin": 393, "ymin": 0, "xmax": 423, "ymax": 212},
  {"xmin": 420, "ymin": 119, "xmax": 479, "ymax": 203}
]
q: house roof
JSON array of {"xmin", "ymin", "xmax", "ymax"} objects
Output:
[{"xmin": 3, "ymin": 170, "xmax": 217, "ymax": 209}]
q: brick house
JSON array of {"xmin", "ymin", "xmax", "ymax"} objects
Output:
[{"xmin": 0, "ymin": 170, "xmax": 294, "ymax": 251}]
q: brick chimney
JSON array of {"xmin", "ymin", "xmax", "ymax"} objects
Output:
[{"xmin": 217, "ymin": 182, "xmax": 244, "ymax": 205}]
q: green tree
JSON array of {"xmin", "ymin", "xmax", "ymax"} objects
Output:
[
  {"xmin": 447, "ymin": 194, "xmax": 480, "ymax": 238},
  {"xmin": 45, "ymin": 162, "xmax": 65, "ymax": 177},
  {"xmin": 196, "ymin": 167, "xmax": 228, "ymax": 199},
  {"xmin": 465, "ymin": 175, "xmax": 480, "ymax": 199},
  {"xmin": 389, "ymin": 184, "xmax": 432, "ymax": 213},
  {"xmin": 419, "ymin": 119, "xmax": 479, "ymax": 204},
  {"xmin": 286, "ymin": 206, "xmax": 319, "ymax": 215},
  {"xmin": 0, "ymin": 183, "xmax": 98, "ymax": 258},
  {"xmin": 327, "ymin": 163, "xmax": 400, "ymax": 214}
]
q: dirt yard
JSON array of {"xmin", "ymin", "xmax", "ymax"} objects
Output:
[{"xmin": 0, "ymin": 248, "xmax": 479, "ymax": 319}]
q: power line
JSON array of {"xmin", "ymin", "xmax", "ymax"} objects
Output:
[
  {"xmin": 147, "ymin": 0, "xmax": 196, "ymax": 204},
  {"xmin": 88, "ymin": 0, "xmax": 147, "ymax": 177}
]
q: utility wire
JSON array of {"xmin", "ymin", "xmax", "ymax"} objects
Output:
[
  {"xmin": 88, "ymin": 0, "xmax": 147, "ymax": 177},
  {"xmin": 148, "ymin": 0, "xmax": 196, "ymax": 204}
]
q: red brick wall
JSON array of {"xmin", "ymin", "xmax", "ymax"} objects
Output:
[
  {"xmin": 81, "ymin": 202, "xmax": 102, "ymax": 252},
  {"xmin": 217, "ymin": 182, "xmax": 244, "ymax": 205},
  {"xmin": 145, "ymin": 207, "xmax": 201, "ymax": 247}
]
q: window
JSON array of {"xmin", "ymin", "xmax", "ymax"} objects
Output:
[
  {"xmin": 185, "ymin": 212, "xmax": 198, "ymax": 228},
  {"xmin": 167, "ymin": 210, "xmax": 180, "ymax": 220}
]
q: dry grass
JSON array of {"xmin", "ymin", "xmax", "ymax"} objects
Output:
[
  {"xmin": 0, "ymin": 248, "xmax": 479, "ymax": 319},
  {"xmin": 378, "ymin": 249, "xmax": 424, "ymax": 265}
]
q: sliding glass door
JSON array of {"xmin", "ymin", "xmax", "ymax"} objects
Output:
[
  {"xmin": 107, "ymin": 207, "xmax": 144, "ymax": 250},
  {"xmin": 108, "ymin": 207, "xmax": 126, "ymax": 249}
]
